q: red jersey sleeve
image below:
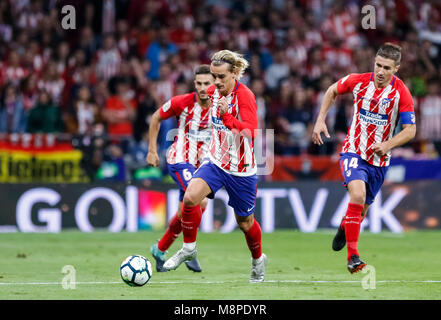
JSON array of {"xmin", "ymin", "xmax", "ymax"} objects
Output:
[
  {"xmin": 221, "ymin": 86, "xmax": 258, "ymax": 138},
  {"xmin": 207, "ymin": 85, "xmax": 216, "ymax": 97},
  {"xmin": 398, "ymin": 83, "xmax": 415, "ymax": 112},
  {"xmin": 397, "ymin": 82, "xmax": 416, "ymax": 125},
  {"xmin": 159, "ymin": 93, "xmax": 193, "ymax": 119},
  {"xmin": 336, "ymin": 73, "xmax": 363, "ymax": 95}
]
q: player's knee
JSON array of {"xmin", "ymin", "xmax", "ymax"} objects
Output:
[
  {"xmin": 237, "ymin": 218, "xmax": 253, "ymax": 233},
  {"xmin": 238, "ymin": 221, "xmax": 251, "ymax": 232},
  {"xmin": 183, "ymin": 192, "xmax": 199, "ymax": 207},
  {"xmin": 200, "ymin": 198, "xmax": 208, "ymax": 210},
  {"xmin": 350, "ymin": 191, "xmax": 366, "ymax": 205}
]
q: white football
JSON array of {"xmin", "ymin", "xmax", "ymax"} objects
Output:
[{"xmin": 120, "ymin": 255, "xmax": 153, "ymax": 286}]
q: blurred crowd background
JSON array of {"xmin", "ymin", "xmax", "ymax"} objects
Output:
[{"xmin": 0, "ymin": 0, "xmax": 440, "ymax": 181}]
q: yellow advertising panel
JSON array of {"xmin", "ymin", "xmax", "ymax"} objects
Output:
[{"xmin": 0, "ymin": 148, "xmax": 89, "ymax": 183}]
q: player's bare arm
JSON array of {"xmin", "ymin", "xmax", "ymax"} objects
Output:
[
  {"xmin": 371, "ymin": 123, "xmax": 416, "ymax": 157},
  {"xmin": 312, "ymin": 81, "xmax": 339, "ymax": 145},
  {"xmin": 146, "ymin": 109, "xmax": 162, "ymax": 167}
]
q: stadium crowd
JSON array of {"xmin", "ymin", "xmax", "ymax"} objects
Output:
[{"xmin": 0, "ymin": 0, "xmax": 440, "ymax": 180}]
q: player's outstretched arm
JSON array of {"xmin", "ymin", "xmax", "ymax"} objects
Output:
[
  {"xmin": 371, "ymin": 124, "xmax": 416, "ymax": 157},
  {"xmin": 146, "ymin": 109, "xmax": 163, "ymax": 167},
  {"xmin": 312, "ymin": 82, "xmax": 339, "ymax": 145}
]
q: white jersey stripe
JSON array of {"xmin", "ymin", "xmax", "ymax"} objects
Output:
[{"xmin": 358, "ymin": 82, "xmax": 376, "ymax": 159}]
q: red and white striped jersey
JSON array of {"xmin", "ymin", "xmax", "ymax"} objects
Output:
[
  {"xmin": 337, "ymin": 72, "xmax": 415, "ymax": 167},
  {"xmin": 159, "ymin": 92, "xmax": 211, "ymax": 168},
  {"xmin": 207, "ymin": 82, "xmax": 258, "ymax": 176}
]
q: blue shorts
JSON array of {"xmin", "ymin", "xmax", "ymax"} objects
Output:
[
  {"xmin": 339, "ymin": 152, "xmax": 388, "ymax": 205},
  {"xmin": 167, "ymin": 162, "xmax": 196, "ymax": 201},
  {"xmin": 193, "ymin": 159, "xmax": 258, "ymax": 217}
]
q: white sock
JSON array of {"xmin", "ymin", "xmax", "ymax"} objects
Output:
[
  {"xmin": 183, "ymin": 242, "xmax": 196, "ymax": 251},
  {"xmin": 253, "ymin": 254, "xmax": 264, "ymax": 263}
]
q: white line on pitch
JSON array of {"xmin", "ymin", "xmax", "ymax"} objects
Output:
[{"xmin": 0, "ymin": 280, "xmax": 441, "ymax": 286}]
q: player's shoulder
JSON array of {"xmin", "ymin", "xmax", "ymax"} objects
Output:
[
  {"xmin": 236, "ymin": 82, "xmax": 255, "ymax": 99},
  {"xmin": 171, "ymin": 92, "xmax": 196, "ymax": 107},
  {"xmin": 341, "ymin": 72, "xmax": 371, "ymax": 83},
  {"xmin": 207, "ymin": 85, "xmax": 216, "ymax": 96},
  {"xmin": 392, "ymin": 76, "xmax": 409, "ymax": 91},
  {"xmin": 392, "ymin": 76, "xmax": 413, "ymax": 104}
]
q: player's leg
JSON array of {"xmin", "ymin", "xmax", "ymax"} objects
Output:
[
  {"xmin": 336, "ymin": 153, "xmax": 370, "ymax": 272},
  {"xmin": 163, "ymin": 170, "xmax": 220, "ymax": 271},
  {"xmin": 333, "ymin": 203, "xmax": 369, "ymax": 251},
  {"xmin": 151, "ymin": 163, "xmax": 192, "ymax": 271},
  {"xmin": 226, "ymin": 173, "xmax": 266, "ymax": 282},
  {"xmin": 344, "ymin": 179, "xmax": 367, "ymax": 273},
  {"xmin": 181, "ymin": 178, "xmax": 211, "ymax": 245},
  {"xmin": 184, "ymin": 196, "xmax": 209, "ymax": 273},
  {"xmin": 150, "ymin": 202, "xmax": 183, "ymax": 272},
  {"xmin": 236, "ymin": 214, "xmax": 262, "ymax": 260},
  {"xmin": 236, "ymin": 213, "xmax": 267, "ymax": 283}
]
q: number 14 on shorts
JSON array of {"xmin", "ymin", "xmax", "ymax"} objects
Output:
[
  {"xmin": 343, "ymin": 157, "xmax": 359, "ymax": 171},
  {"xmin": 342, "ymin": 157, "xmax": 359, "ymax": 178}
]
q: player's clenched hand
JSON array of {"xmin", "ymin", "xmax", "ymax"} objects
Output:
[
  {"xmin": 371, "ymin": 142, "xmax": 389, "ymax": 157},
  {"xmin": 146, "ymin": 151, "xmax": 159, "ymax": 167},
  {"xmin": 218, "ymin": 96, "xmax": 228, "ymax": 116},
  {"xmin": 312, "ymin": 120, "xmax": 330, "ymax": 145}
]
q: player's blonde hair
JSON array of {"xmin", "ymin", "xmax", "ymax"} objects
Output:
[{"xmin": 210, "ymin": 50, "xmax": 249, "ymax": 80}]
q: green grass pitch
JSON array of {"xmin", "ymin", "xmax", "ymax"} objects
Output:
[{"xmin": 0, "ymin": 230, "xmax": 440, "ymax": 300}]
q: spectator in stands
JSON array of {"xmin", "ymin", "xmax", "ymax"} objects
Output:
[
  {"xmin": 79, "ymin": 26, "xmax": 99, "ymax": 64},
  {"xmin": 133, "ymin": 84, "xmax": 157, "ymax": 143},
  {"xmin": 20, "ymin": 74, "xmax": 39, "ymax": 113},
  {"xmin": 95, "ymin": 33, "xmax": 122, "ymax": 81},
  {"xmin": 278, "ymin": 87, "xmax": 314, "ymax": 155},
  {"xmin": 264, "ymin": 50, "xmax": 289, "ymax": 91},
  {"xmin": 27, "ymin": 89, "xmax": 64, "ymax": 133},
  {"xmin": 0, "ymin": 0, "xmax": 439, "ymax": 176},
  {"xmin": 2, "ymin": 50, "xmax": 28, "ymax": 87},
  {"xmin": 101, "ymin": 79, "xmax": 137, "ymax": 139},
  {"xmin": 0, "ymin": 82, "xmax": 27, "ymax": 133},
  {"xmin": 145, "ymin": 27, "xmax": 178, "ymax": 80},
  {"xmin": 251, "ymin": 78, "xmax": 268, "ymax": 131},
  {"xmin": 65, "ymin": 85, "xmax": 99, "ymax": 135},
  {"xmin": 37, "ymin": 61, "xmax": 65, "ymax": 106},
  {"xmin": 417, "ymin": 79, "xmax": 441, "ymax": 156}
]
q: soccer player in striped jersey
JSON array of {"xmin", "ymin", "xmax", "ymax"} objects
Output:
[
  {"xmin": 312, "ymin": 43, "xmax": 416, "ymax": 273},
  {"xmin": 147, "ymin": 65, "xmax": 214, "ymax": 272},
  {"xmin": 163, "ymin": 50, "xmax": 267, "ymax": 283}
]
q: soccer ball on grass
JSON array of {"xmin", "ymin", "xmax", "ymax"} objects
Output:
[{"xmin": 120, "ymin": 255, "xmax": 153, "ymax": 286}]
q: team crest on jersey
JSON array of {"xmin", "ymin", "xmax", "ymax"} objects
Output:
[
  {"xmin": 346, "ymin": 170, "xmax": 351, "ymax": 177},
  {"xmin": 381, "ymin": 98, "xmax": 392, "ymax": 106}
]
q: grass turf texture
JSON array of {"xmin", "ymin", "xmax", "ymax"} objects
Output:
[{"xmin": 0, "ymin": 230, "xmax": 440, "ymax": 300}]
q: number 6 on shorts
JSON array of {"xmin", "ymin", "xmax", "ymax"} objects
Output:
[{"xmin": 182, "ymin": 168, "xmax": 193, "ymax": 181}]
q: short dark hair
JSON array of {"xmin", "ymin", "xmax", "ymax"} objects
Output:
[
  {"xmin": 195, "ymin": 64, "xmax": 211, "ymax": 75},
  {"xmin": 376, "ymin": 42, "xmax": 402, "ymax": 65}
]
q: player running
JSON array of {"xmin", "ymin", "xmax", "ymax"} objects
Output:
[
  {"xmin": 147, "ymin": 65, "xmax": 214, "ymax": 272},
  {"xmin": 312, "ymin": 43, "xmax": 416, "ymax": 273},
  {"xmin": 163, "ymin": 50, "xmax": 267, "ymax": 283}
]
